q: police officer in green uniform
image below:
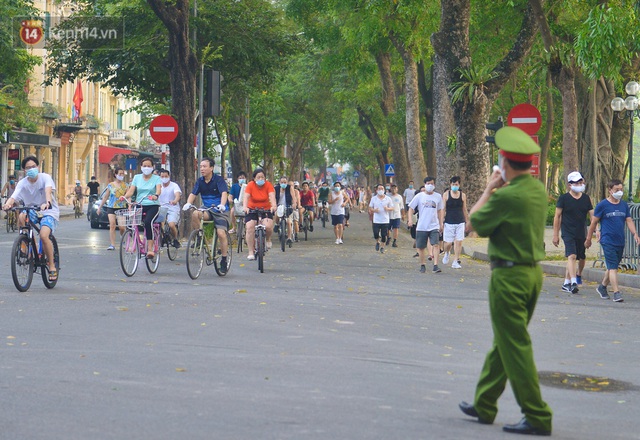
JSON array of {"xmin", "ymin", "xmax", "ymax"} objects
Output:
[{"xmin": 458, "ymin": 126, "xmax": 553, "ymax": 436}]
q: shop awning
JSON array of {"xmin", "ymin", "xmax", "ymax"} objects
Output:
[{"xmin": 99, "ymin": 145, "xmax": 132, "ymax": 164}]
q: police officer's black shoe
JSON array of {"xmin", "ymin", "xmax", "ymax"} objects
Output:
[
  {"xmin": 458, "ymin": 401, "xmax": 491, "ymax": 425},
  {"xmin": 502, "ymin": 418, "xmax": 550, "ymax": 436}
]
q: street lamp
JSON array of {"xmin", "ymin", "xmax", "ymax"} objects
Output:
[{"xmin": 611, "ymin": 80, "xmax": 640, "ymax": 202}]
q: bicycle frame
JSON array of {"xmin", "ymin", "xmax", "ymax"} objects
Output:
[{"xmin": 186, "ymin": 206, "xmax": 231, "ymax": 279}]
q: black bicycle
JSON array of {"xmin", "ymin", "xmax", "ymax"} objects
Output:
[
  {"xmin": 8, "ymin": 206, "xmax": 60, "ymax": 292},
  {"xmin": 278, "ymin": 206, "xmax": 293, "ymax": 252},
  {"xmin": 249, "ymin": 208, "xmax": 270, "ymax": 273},
  {"xmin": 235, "ymin": 214, "xmax": 245, "ymax": 254}
]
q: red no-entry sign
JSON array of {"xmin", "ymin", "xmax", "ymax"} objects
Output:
[
  {"xmin": 507, "ymin": 103, "xmax": 542, "ymax": 135},
  {"xmin": 150, "ymin": 114, "xmax": 178, "ymax": 144}
]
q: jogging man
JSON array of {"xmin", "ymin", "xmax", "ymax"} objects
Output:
[
  {"xmin": 408, "ymin": 177, "xmax": 444, "ymax": 273},
  {"xmin": 388, "ymin": 184, "xmax": 404, "ymax": 247},
  {"xmin": 369, "ymin": 183, "xmax": 394, "ymax": 253},
  {"xmin": 442, "ymin": 176, "xmax": 470, "ymax": 269}
]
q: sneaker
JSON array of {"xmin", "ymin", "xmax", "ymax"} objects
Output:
[
  {"xmin": 173, "ymin": 239, "xmax": 181, "ymax": 249},
  {"xmin": 576, "ymin": 275, "xmax": 582, "ymax": 286},
  {"xmin": 442, "ymin": 252, "xmax": 450, "ymax": 265},
  {"xmin": 380, "ymin": 248, "xmax": 385, "ymax": 254},
  {"xmin": 107, "ymin": 245, "xmax": 115, "ymax": 251},
  {"xmin": 375, "ymin": 242, "xmax": 380, "ymax": 251},
  {"xmin": 392, "ymin": 240, "xmax": 397, "ymax": 248},
  {"xmin": 420, "ymin": 265, "xmax": 426, "ymax": 273},
  {"xmin": 219, "ymin": 257, "xmax": 227, "ymax": 273},
  {"xmin": 386, "ymin": 237, "xmax": 391, "ymax": 246},
  {"xmin": 561, "ymin": 284, "xmax": 572, "ymax": 293},
  {"xmin": 433, "ymin": 265, "xmax": 441, "ymax": 273},
  {"xmin": 571, "ymin": 283, "xmax": 579, "ymax": 294},
  {"xmin": 336, "ymin": 239, "xmax": 340, "ymax": 245},
  {"xmin": 273, "ymin": 224, "xmax": 279, "ymax": 234},
  {"xmin": 247, "ymin": 254, "xmax": 255, "ymax": 261},
  {"xmin": 266, "ymin": 241, "xmax": 272, "ymax": 249},
  {"xmin": 613, "ymin": 291, "xmax": 624, "ymax": 302},
  {"xmin": 286, "ymin": 238, "xmax": 293, "ymax": 245},
  {"xmin": 427, "ymin": 255, "xmax": 433, "ymax": 261},
  {"xmin": 309, "ymin": 225, "xmax": 314, "ymax": 232},
  {"xmin": 452, "ymin": 260, "xmax": 462, "ymax": 269},
  {"xmin": 228, "ymin": 228, "xmax": 235, "ymax": 234},
  {"xmin": 596, "ymin": 285, "xmax": 610, "ymax": 300},
  {"xmin": 338, "ymin": 238, "xmax": 343, "ymax": 244},
  {"xmin": 413, "ymin": 252, "xmax": 419, "ymax": 258}
]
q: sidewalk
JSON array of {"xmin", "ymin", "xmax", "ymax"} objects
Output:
[{"xmin": 461, "ymin": 227, "xmax": 640, "ymax": 290}]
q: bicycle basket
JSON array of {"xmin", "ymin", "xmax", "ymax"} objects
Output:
[{"xmin": 121, "ymin": 207, "xmax": 142, "ymax": 227}]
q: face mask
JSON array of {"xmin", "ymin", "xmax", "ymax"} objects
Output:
[
  {"xmin": 425, "ymin": 184, "xmax": 435, "ymax": 192},
  {"xmin": 239, "ymin": 179, "xmax": 246, "ymax": 185},
  {"xmin": 333, "ymin": 187, "xmax": 340, "ymax": 192},
  {"xmin": 26, "ymin": 168, "xmax": 39, "ymax": 179},
  {"xmin": 385, "ymin": 186, "xmax": 390, "ymax": 191},
  {"xmin": 409, "ymin": 185, "xmax": 413, "ymax": 189},
  {"xmin": 76, "ymin": 183, "xmax": 81, "ymax": 187},
  {"xmin": 116, "ymin": 175, "xmax": 124, "ymax": 181},
  {"xmin": 10, "ymin": 180, "xmax": 14, "ymax": 185},
  {"xmin": 161, "ymin": 177, "xmax": 170, "ymax": 184},
  {"xmin": 451, "ymin": 185, "xmax": 459, "ymax": 192},
  {"xmin": 280, "ymin": 183, "xmax": 287, "ymax": 189},
  {"xmin": 612, "ymin": 191, "xmax": 624, "ymax": 200},
  {"xmin": 377, "ymin": 190, "xmax": 385, "ymax": 196},
  {"xmin": 256, "ymin": 179, "xmax": 265, "ymax": 186},
  {"xmin": 141, "ymin": 166, "xmax": 153, "ymax": 176},
  {"xmin": 571, "ymin": 184, "xmax": 585, "ymax": 193}
]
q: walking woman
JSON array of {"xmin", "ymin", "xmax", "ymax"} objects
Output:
[
  {"xmin": 121, "ymin": 158, "xmax": 162, "ymax": 259},
  {"xmin": 97, "ymin": 167, "xmax": 129, "ymax": 250}
]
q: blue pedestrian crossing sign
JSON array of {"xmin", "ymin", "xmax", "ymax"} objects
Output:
[
  {"xmin": 353, "ymin": 170, "xmax": 360, "ymax": 178},
  {"xmin": 384, "ymin": 164, "xmax": 395, "ymax": 176}
]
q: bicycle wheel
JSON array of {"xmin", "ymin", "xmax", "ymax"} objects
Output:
[
  {"xmin": 6, "ymin": 212, "xmax": 10, "ymax": 233},
  {"xmin": 303, "ymin": 217, "xmax": 309, "ymax": 241},
  {"xmin": 280, "ymin": 218, "xmax": 286, "ymax": 252},
  {"xmin": 257, "ymin": 228, "xmax": 265, "ymax": 273},
  {"xmin": 41, "ymin": 235, "xmax": 60, "ymax": 289},
  {"xmin": 321, "ymin": 210, "xmax": 326, "ymax": 228},
  {"xmin": 236, "ymin": 219, "xmax": 244, "ymax": 254},
  {"xmin": 166, "ymin": 236, "xmax": 178, "ymax": 261},
  {"xmin": 214, "ymin": 230, "xmax": 232, "ymax": 277},
  {"xmin": 145, "ymin": 247, "xmax": 160, "ymax": 273},
  {"xmin": 186, "ymin": 229, "xmax": 204, "ymax": 280},
  {"xmin": 11, "ymin": 235, "xmax": 34, "ymax": 292},
  {"xmin": 119, "ymin": 229, "xmax": 139, "ymax": 277}
]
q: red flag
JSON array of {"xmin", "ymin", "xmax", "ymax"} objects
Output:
[{"xmin": 73, "ymin": 81, "xmax": 83, "ymax": 119}]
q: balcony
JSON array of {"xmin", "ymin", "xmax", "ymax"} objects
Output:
[{"xmin": 109, "ymin": 129, "xmax": 131, "ymax": 146}]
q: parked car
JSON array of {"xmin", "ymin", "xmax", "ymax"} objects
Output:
[{"xmin": 89, "ymin": 188, "xmax": 110, "ymax": 229}]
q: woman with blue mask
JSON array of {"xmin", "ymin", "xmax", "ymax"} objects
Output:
[{"xmin": 242, "ymin": 168, "xmax": 276, "ymax": 259}]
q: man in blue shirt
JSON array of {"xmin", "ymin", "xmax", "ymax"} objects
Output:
[
  {"xmin": 586, "ymin": 179, "xmax": 640, "ymax": 302},
  {"xmin": 183, "ymin": 157, "xmax": 230, "ymax": 272}
]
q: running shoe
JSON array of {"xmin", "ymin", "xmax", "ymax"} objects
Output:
[
  {"xmin": 219, "ymin": 257, "xmax": 227, "ymax": 273},
  {"xmin": 375, "ymin": 242, "xmax": 380, "ymax": 251},
  {"xmin": 173, "ymin": 239, "xmax": 181, "ymax": 248},
  {"xmin": 576, "ymin": 275, "xmax": 582, "ymax": 285},
  {"xmin": 452, "ymin": 260, "xmax": 462, "ymax": 269},
  {"xmin": 613, "ymin": 291, "xmax": 624, "ymax": 302},
  {"xmin": 571, "ymin": 283, "xmax": 579, "ymax": 294},
  {"xmin": 442, "ymin": 252, "xmax": 450, "ymax": 265},
  {"xmin": 596, "ymin": 284, "xmax": 610, "ymax": 300},
  {"xmin": 433, "ymin": 265, "xmax": 441, "ymax": 273},
  {"xmin": 338, "ymin": 238, "xmax": 343, "ymax": 244},
  {"xmin": 420, "ymin": 265, "xmax": 426, "ymax": 273},
  {"xmin": 413, "ymin": 252, "xmax": 419, "ymax": 258},
  {"xmin": 247, "ymin": 254, "xmax": 255, "ymax": 260},
  {"xmin": 107, "ymin": 245, "xmax": 115, "ymax": 251},
  {"xmin": 561, "ymin": 284, "xmax": 572, "ymax": 293},
  {"xmin": 392, "ymin": 240, "xmax": 397, "ymax": 248},
  {"xmin": 336, "ymin": 239, "xmax": 340, "ymax": 245},
  {"xmin": 380, "ymin": 248, "xmax": 385, "ymax": 254}
]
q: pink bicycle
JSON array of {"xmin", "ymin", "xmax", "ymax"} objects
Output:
[{"xmin": 119, "ymin": 202, "xmax": 163, "ymax": 276}]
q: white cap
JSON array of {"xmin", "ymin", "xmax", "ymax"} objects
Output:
[
  {"xmin": 567, "ymin": 171, "xmax": 583, "ymax": 183},
  {"xmin": 294, "ymin": 181, "xmax": 300, "ymax": 186},
  {"xmin": 75, "ymin": 180, "xmax": 81, "ymax": 184}
]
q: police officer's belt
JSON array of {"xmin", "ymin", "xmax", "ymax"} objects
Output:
[{"xmin": 490, "ymin": 259, "xmax": 537, "ymax": 270}]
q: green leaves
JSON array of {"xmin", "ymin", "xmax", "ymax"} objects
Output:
[{"xmin": 449, "ymin": 65, "xmax": 497, "ymax": 105}]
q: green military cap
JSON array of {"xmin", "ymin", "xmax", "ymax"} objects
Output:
[{"xmin": 495, "ymin": 126, "xmax": 540, "ymax": 162}]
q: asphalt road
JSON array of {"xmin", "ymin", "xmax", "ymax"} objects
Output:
[{"xmin": 0, "ymin": 213, "xmax": 638, "ymax": 439}]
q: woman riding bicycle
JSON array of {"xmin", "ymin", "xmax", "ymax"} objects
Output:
[
  {"xmin": 2, "ymin": 156, "xmax": 59, "ymax": 281},
  {"xmin": 121, "ymin": 157, "xmax": 161, "ymax": 259},
  {"xmin": 243, "ymin": 168, "xmax": 276, "ymax": 260},
  {"xmin": 97, "ymin": 166, "xmax": 129, "ymax": 250}
]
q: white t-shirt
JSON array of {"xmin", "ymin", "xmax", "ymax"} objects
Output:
[
  {"xmin": 369, "ymin": 195, "xmax": 393, "ymax": 224},
  {"xmin": 159, "ymin": 181, "xmax": 182, "ymax": 214},
  {"xmin": 329, "ymin": 190, "xmax": 345, "ymax": 215},
  {"xmin": 403, "ymin": 188, "xmax": 416, "ymax": 205},
  {"xmin": 408, "ymin": 191, "xmax": 443, "ymax": 232},
  {"xmin": 12, "ymin": 173, "xmax": 60, "ymax": 221},
  {"xmin": 389, "ymin": 194, "xmax": 404, "ymax": 219}
]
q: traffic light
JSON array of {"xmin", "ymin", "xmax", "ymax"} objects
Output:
[
  {"xmin": 485, "ymin": 116, "xmax": 503, "ymax": 144},
  {"xmin": 205, "ymin": 70, "xmax": 221, "ymax": 117}
]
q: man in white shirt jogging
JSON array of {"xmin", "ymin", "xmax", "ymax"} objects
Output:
[
  {"xmin": 368, "ymin": 183, "xmax": 394, "ymax": 254},
  {"xmin": 408, "ymin": 177, "xmax": 444, "ymax": 273}
]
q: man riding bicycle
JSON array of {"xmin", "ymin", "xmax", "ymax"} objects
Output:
[
  {"xmin": 2, "ymin": 156, "xmax": 59, "ymax": 281},
  {"xmin": 182, "ymin": 157, "xmax": 230, "ymax": 273},
  {"xmin": 158, "ymin": 169, "xmax": 182, "ymax": 248},
  {"xmin": 71, "ymin": 180, "xmax": 84, "ymax": 212},
  {"xmin": 299, "ymin": 181, "xmax": 316, "ymax": 231},
  {"xmin": 317, "ymin": 180, "xmax": 330, "ymax": 220},
  {"xmin": 274, "ymin": 176, "xmax": 297, "ymax": 245}
]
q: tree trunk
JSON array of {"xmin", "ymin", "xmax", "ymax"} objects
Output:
[
  {"xmin": 375, "ymin": 51, "xmax": 410, "ymax": 191},
  {"xmin": 539, "ymin": 71, "xmax": 553, "ymax": 189},
  {"xmin": 418, "ymin": 60, "xmax": 436, "ymax": 177},
  {"xmin": 389, "ymin": 33, "xmax": 427, "ymax": 185},
  {"xmin": 431, "ymin": 53, "xmax": 456, "ymax": 185},
  {"xmin": 147, "ymin": 0, "xmax": 198, "ymax": 234}
]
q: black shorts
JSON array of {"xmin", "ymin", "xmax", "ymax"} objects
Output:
[
  {"xmin": 372, "ymin": 223, "xmax": 389, "ymax": 240},
  {"xmin": 245, "ymin": 211, "xmax": 274, "ymax": 223},
  {"xmin": 106, "ymin": 207, "xmax": 126, "ymax": 216},
  {"xmin": 563, "ymin": 236, "xmax": 586, "ymax": 259}
]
